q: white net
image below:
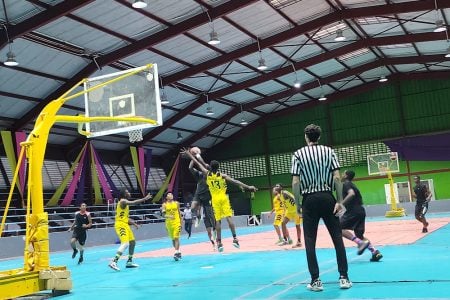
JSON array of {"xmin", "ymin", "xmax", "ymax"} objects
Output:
[{"xmin": 128, "ymin": 128, "xmax": 143, "ymax": 143}]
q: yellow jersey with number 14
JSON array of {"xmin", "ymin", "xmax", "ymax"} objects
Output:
[{"xmin": 207, "ymin": 172, "xmax": 227, "ymax": 196}]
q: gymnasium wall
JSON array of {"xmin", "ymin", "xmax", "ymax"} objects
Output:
[{"xmin": 210, "ymin": 79, "xmax": 450, "ymax": 215}]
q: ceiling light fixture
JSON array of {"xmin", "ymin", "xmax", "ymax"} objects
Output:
[
  {"xmin": 239, "ymin": 104, "xmax": 248, "ymax": 126},
  {"xmin": 256, "ymin": 37, "xmax": 268, "ymax": 71},
  {"xmin": 379, "ymin": 75, "xmax": 388, "ymax": 83},
  {"xmin": 206, "ymin": 11, "xmax": 220, "ymax": 45},
  {"xmin": 2, "ymin": 23, "xmax": 18, "ymax": 67},
  {"xmin": 317, "ymin": 79, "xmax": 327, "ymax": 101},
  {"xmin": 291, "ymin": 63, "xmax": 301, "ymax": 88},
  {"xmin": 334, "ymin": 28, "xmax": 346, "ymax": 42},
  {"xmin": 445, "ymin": 46, "xmax": 450, "ymax": 58},
  {"xmin": 205, "ymin": 94, "xmax": 214, "ymax": 116},
  {"xmin": 433, "ymin": 0, "xmax": 446, "ymax": 32},
  {"xmin": 132, "ymin": 0, "xmax": 147, "ymax": 9},
  {"xmin": 159, "ymin": 76, "xmax": 169, "ymax": 105}
]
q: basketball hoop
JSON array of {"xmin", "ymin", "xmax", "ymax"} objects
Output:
[{"xmin": 128, "ymin": 128, "xmax": 143, "ymax": 143}]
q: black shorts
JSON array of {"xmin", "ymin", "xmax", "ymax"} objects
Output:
[
  {"xmin": 415, "ymin": 202, "xmax": 428, "ymax": 218},
  {"xmin": 203, "ymin": 205, "xmax": 215, "ymax": 229},
  {"xmin": 340, "ymin": 206, "xmax": 366, "ymax": 239},
  {"xmin": 72, "ymin": 229, "xmax": 87, "ymax": 245},
  {"xmin": 193, "ymin": 192, "xmax": 212, "ymax": 207}
]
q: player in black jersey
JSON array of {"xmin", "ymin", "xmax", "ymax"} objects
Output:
[
  {"xmin": 68, "ymin": 203, "xmax": 92, "ymax": 264},
  {"xmin": 412, "ymin": 176, "xmax": 432, "ymax": 233}
]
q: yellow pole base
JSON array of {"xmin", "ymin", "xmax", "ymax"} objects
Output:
[
  {"xmin": 385, "ymin": 207, "xmax": 406, "ymax": 217},
  {"xmin": 0, "ymin": 266, "xmax": 71, "ymax": 299}
]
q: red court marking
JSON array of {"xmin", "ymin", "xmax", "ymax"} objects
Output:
[{"xmin": 136, "ymin": 217, "xmax": 450, "ymax": 258}]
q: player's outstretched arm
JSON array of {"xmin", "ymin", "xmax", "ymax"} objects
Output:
[
  {"xmin": 223, "ymin": 173, "xmax": 257, "ymax": 192},
  {"xmin": 128, "ymin": 193, "xmax": 152, "ymax": 205}
]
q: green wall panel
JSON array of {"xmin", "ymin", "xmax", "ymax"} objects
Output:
[{"xmin": 213, "ymin": 126, "xmax": 265, "ymax": 160}]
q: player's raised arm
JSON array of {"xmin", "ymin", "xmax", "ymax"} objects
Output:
[
  {"xmin": 222, "ymin": 173, "xmax": 257, "ymax": 192},
  {"xmin": 182, "ymin": 148, "xmax": 209, "ymax": 175}
]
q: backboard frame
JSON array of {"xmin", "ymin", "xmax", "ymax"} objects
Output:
[
  {"xmin": 83, "ymin": 65, "xmax": 162, "ymax": 138},
  {"xmin": 367, "ymin": 152, "xmax": 399, "ymax": 176}
]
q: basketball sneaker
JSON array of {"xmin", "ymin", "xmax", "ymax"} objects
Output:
[
  {"xmin": 126, "ymin": 260, "xmax": 139, "ymax": 268},
  {"xmin": 173, "ymin": 252, "xmax": 182, "ymax": 261},
  {"xmin": 370, "ymin": 250, "xmax": 383, "ymax": 262},
  {"xmin": 78, "ymin": 256, "xmax": 83, "ymax": 265},
  {"xmin": 232, "ymin": 238, "xmax": 240, "ymax": 249},
  {"xmin": 217, "ymin": 242, "xmax": 224, "ymax": 252},
  {"xmin": 307, "ymin": 278, "xmax": 323, "ymax": 292},
  {"xmin": 292, "ymin": 242, "xmax": 302, "ymax": 248},
  {"xmin": 339, "ymin": 276, "xmax": 352, "ymax": 289},
  {"xmin": 276, "ymin": 239, "xmax": 287, "ymax": 246},
  {"xmin": 357, "ymin": 239, "xmax": 370, "ymax": 255},
  {"xmin": 287, "ymin": 238, "xmax": 293, "ymax": 245},
  {"xmin": 108, "ymin": 261, "xmax": 120, "ymax": 271},
  {"xmin": 71, "ymin": 249, "xmax": 78, "ymax": 259}
]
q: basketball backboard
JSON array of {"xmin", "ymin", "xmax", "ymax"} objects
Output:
[
  {"xmin": 367, "ymin": 152, "xmax": 399, "ymax": 176},
  {"xmin": 84, "ymin": 65, "xmax": 162, "ymax": 137}
]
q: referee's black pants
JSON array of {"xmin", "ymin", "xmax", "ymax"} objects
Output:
[{"xmin": 302, "ymin": 192, "xmax": 348, "ymax": 280}]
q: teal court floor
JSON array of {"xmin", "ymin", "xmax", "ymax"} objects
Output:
[{"xmin": 2, "ymin": 212, "xmax": 450, "ymax": 299}]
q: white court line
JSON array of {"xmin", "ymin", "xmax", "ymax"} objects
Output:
[
  {"xmin": 234, "ymin": 257, "xmax": 337, "ymax": 300},
  {"xmin": 266, "ymin": 247, "xmax": 385, "ymax": 299}
]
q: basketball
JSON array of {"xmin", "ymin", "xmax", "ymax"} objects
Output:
[{"xmin": 190, "ymin": 146, "xmax": 201, "ymax": 155}]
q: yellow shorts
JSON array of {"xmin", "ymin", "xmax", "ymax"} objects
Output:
[
  {"xmin": 285, "ymin": 211, "xmax": 302, "ymax": 225},
  {"xmin": 273, "ymin": 213, "xmax": 284, "ymax": 227},
  {"xmin": 166, "ymin": 221, "xmax": 181, "ymax": 240},
  {"xmin": 212, "ymin": 194, "xmax": 233, "ymax": 221},
  {"xmin": 115, "ymin": 223, "xmax": 135, "ymax": 243}
]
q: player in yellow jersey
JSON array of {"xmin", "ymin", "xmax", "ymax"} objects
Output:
[
  {"xmin": 183, "ymin": 148, "xmax": 257, "ymax": 252},
  {"xmin": 161, "ymin": 192, "xmax": 183, "ymax": 261},
  {"xmin": 109, "ymin": 188, "xmax": 152, "ymax": 271},
  {"xmin": 275, "ymin": 184, "xmax": 302, "ymax": 248},
  {"xmin": 270, "ymin": 186, "xmax": 286, "ymax": 245}
]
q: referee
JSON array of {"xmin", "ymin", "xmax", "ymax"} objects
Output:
[{"xmin": 291, "ymin": 124, "xmax": 351, "ymax": 292}]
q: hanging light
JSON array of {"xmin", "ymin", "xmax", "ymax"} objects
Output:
[
  {"xmin": 318, "ymin": 94, "xmax": 327, "ymax": 101},
  {"xmin": 445, "ymin": 46, "xmax": 450, "ymax": 58},
  {"xmin": 239, "ymin": 104, "xmax": 248, "ymax": 125},
  {"xmin": 2, "ymin": 24, "xmax": 19, "ymax": 67},
  {"xmin": 291, "ymin": 63, "xmax": 301, "ymax": 88},
  {"xmin": 257, "ymin": 58, "xmax": 267, "ymax": 71},
  {"xmin": 160, "ymin": 90, "xmax": 169, "ymax": 104},
  {"xmin": 334, "ymin": 28, "xmax": 346, "ymax": 41},
  {"xmin": 434, "ymin": 19, "xmax": 446, "ymax": 32},
  {"xmin": 205, "ymin": 95, "xmax": 214, "ymax": 115},
  {"xmin": 379, "ymin": 75, "xmax": 388, "ymax": 83},
  {"xmin": 176, "ymin": 132, "xmax": 183, "ymax": 140},
  {"xmin": 132, "ymin": 0, "xmax": 147, "ymax": 8},
  {"xmin": 4, "ymin": 51, "xmax": 18, "ymax": 66},
  {"xmin": 317, "ymin": 79, "xmax": 327, "ymax": 101},
  {"xmin": 256, "ymin": 38, "xmax": 268, "ymax": 71},
  {"xmin": 208, "ymin": 30, "xmax": 220, "ymax": 45},
  {"xmin": 206, "ymin": 106, "xmax": 214, "ymax": 115},
  {"xmin": 206, "ymin": 12, "xmax": 220, "ymax": 45}
]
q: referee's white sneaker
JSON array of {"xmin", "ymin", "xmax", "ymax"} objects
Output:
[
  {"xmin": 307, "ymin": 278, "xmax": 323, "ymax": 292},
  {"xmin": 339, "ymin": 277, "xmax": 352, "ymax": 289}
]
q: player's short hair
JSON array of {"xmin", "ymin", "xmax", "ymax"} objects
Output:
[
  {"xmin": 119, "ymin": 187, "xmax": 128, "ymax": 199},
  {"xmin": 274, "ymin": 183, "xmax": 282, "ymax": 192},
  {"xmin": 304, "ymin": 124, "xmax": 321, "ymax": 142},
  {"xmin": 210, "ymin": 160, "xmax": 220, "ymax": 172},
  {"xmin": 345, "ymin": 170, "xmax": 355, "ymax": 180},
  {"xmin": 414, "ymin": 175, "xmax": 420, "ymax": 180}
]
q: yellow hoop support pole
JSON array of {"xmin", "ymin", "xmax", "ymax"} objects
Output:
[
  {"xmin": 0, "ymin": 64, "xmax": 157, "ymax": 299},
  {"xmin": 385, "ymin": 171, "xmax": 406, "ymax": 217}
]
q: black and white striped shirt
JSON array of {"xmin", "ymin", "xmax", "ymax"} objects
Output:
[{"xmin": 291, "ymin": 144, "xmax": 340, "ymax": 195}]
